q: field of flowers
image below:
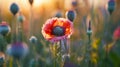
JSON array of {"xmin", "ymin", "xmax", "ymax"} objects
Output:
[{"xmin": 0, "ymin": 0, "xmax": 120, "ymax": 67}]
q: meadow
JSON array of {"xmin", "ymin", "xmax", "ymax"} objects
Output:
[{"xmin": 0, "ymin": 0, "xmax": 120, "ymax": 67}]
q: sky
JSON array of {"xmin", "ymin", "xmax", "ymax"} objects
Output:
[
  {"xmin": 0, "ymin": 0, "xmax": 108, "ymax": 21},
  {"xmin": 0, "ymin": 0, "xmax": 54, "ymax": 19}
]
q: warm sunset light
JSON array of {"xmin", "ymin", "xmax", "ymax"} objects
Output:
[
  {"xmin": 0, "ymin": 0, "xmax": 120, "ymax": 67},
  {"xmin": 33, "ymin": 0, "xmax": 49, "ymax": 7},
  {"xmin": 88, "ymin": 0, "xmax": 108, "ymax": 7}
]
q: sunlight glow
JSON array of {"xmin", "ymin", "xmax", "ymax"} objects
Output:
[
  {"xmin": 33, "ymin": 0, "xmax": 51, "ymax": 7},
  {"xmin": 33, "ymin": 0, "xmax": 44, "ymax": 7},
  {"xmin": 89, "ymin": 0, "xmax": 108, "ymax": 7}
]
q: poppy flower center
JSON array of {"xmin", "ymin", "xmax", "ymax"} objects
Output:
[{"xmin": 52, "ymin": 26, "xmax": 65, "ymax": 36}]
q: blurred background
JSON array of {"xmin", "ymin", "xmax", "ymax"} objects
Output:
[{"xmin": 0, "ymin": 0, "xmax": 120, "ymax": 67}]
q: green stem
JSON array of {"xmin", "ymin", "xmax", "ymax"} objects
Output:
[
  {"xmin": 60, "ymin": 40, "xmax": 63, "ymax": 67},
  {"xmin": 16, "ymin": 60, "xmax": 21, "ymax": 67},
  {"xmin": 54, "ymin": 43, "xmax": 57, "ymax": 67},
  {"xmin": 9, "ymin": 57, "xmax": 13, "ymax": 67},
  {"xmin": 11, "ymin": 16, "xmax": 17, "ymax": 43},
  {"xmin": 60, "ymin": 39, "xmax": 69, "ymax": 67},
  {"xmin": 29, "ymin": 6, "xmax": 33, "ymax": 38},
  {"xmin": 88, "ymin": 35, "xmax": 91, "ymax": 67},
  {"xmin": 84, "ymin": 34, "xmax": 92, "ymax": 67}
]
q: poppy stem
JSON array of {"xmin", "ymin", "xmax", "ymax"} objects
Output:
[
  {"xmin": 54, "ymin": 42, "xmax": 57, "ymax": 67},
  {"xmin": 60, "ymin": 40, "xmax": 64, "ymax": 67},
  {"xmin": 60, "ymin": 39, "xmax": 70, "ymax": 67},
  {"xmin": 17, "ymin": 16, "xmax": 23, "ymax": 42},
  {"xmin": 16, "ymin": 60, "xmax": 21, "ymax": 67},
  {"xmin": 84, "ymin": 34, "xmax": 92, "ymax": 67},
  {"xmin": 11, "ymin": 15, "xmax": 17, "ymax": 43},
  {"xmin": 29, "ymin": 5, "xmax": 33, "ymax": 38},
  {"xmin": 9, "ymin": 57, "xmax": 13, "ymax": 67},
  {"xmin": 88, "ymin": 34, "xmax": 92, "ymax": 67},
  {"xmin": 0, "ymin": 6, "xmax": 2, "ymax": 22}
]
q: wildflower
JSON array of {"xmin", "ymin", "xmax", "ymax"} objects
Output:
[
  {"xmin": 113, "ymin": 27, "xmax": 120, "ymax": 40},
  {"xmin": 104, "ymin": 42, "xmax": 115, "ymax": 52},
  {"xmin": 92, "ymin": 39, "xmax": 100, "ymax": 50},
  {"xmin": 42, "ymin": 18, "xmax": 73, "ymax": 43},
  {"xmin": 91, "ymin": 52, "xmax": 97, "ymax": 64},
  {"xmin": 6, "ymin": 42, "xmax": 28, "ymax": 59}
]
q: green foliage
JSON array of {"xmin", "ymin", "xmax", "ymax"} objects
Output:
[{"xmin": 0, "ymin": 34, "xmax": 7, "ymax": 52}]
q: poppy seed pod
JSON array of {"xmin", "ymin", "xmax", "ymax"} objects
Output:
[
  {"xmin": 17, "ymin": 15, "xmax": 25, "ymax": 23},
  {"xmin": 0, "ymin": 21, "xmax": 11, "ymax": 36},
  {"xmin": 55, "ymin": 11, "xmax": 62, "ymax": 18},
  {"xmin": 66, "ymin": 10, "xmax": 76, "ymax": 22},
  {"xmin": 62, "ymin": 54, "xmax": 70, "ymax": 62},
  {"xmin": 29, "ymin": 36, "xmax": 37, "ymax": 44},
  {"xmin": 87, "ymin": 29, "xmax": 92, "ymax": 35},
  {"xmin": 0, "ymin": 52, "xmax": 5, "ymax": 64},
  {"xmin": 87, "ymin": 21, "xmax": 92, "ymax": 35},
  {"xmin": 6, "ymin": 42, "xmax": 28, "ymax": 59},
  {"xmin": 29, "ymin": 0, "xmax": 34, "ymax": 5},
  {"xmin": 72, "ymin": 0, "xmax": 77, "ymax": 7},
  {"xmin": 108, "ymin": 0, "xmax": 115, "ymax": 15},
  {"xmin": 10, "ymin": 3, "xmax": 19, "ymax": 15}
]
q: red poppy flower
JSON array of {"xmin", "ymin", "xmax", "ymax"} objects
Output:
[
  {"xmin": 113, "ymin": 27, "xmax": 120, "ymax": 40},
  {"xmin": 42, "ymin": 18, "xmax": 73, "ymax": 43}
]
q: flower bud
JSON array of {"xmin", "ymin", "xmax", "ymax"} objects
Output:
[
  {"xmin": 87, "ymin": 21, "xmax": 92, "ymax": 35},
  {"xmin": 10, "ymin": 3, "xmax": 19, "ymax": 15},
  {"xmin": 29, "ymin": 36, "xmax": 37, "ymax": 44},
  {"xmin": 0, "ymin": 21, "xmax": 11, "ymax": 36},
  {"xmin": 108, "ymin": 0, "xmax": 115, "ymax": 15},
  {"xmin": 55, "ymin": 11, "xmax": 62, "ymax": 18},
  {"xmin": 66, "ymin": 10, "xmax": 76, "ymax": 22},
  {"xmin": 29, "ymin": 0, "xmax": 34, "ymax": 5},
  {"xmin": 17, "ymin": 15, "xmax": 25, "ymax": 23},
  {"xmin": 72, "ymin": 0, "xmax": 77, "ymax": 7}
]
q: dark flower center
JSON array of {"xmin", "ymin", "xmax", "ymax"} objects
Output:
[{"xmin": 52, "ymin": 26, "xmax": 65, "ymax": 36}]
